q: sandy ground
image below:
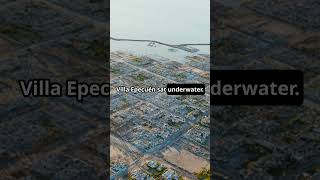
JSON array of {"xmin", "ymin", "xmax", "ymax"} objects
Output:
[
  {"xmin": 111, "ymin": 135, "xmax": 141, "ymax": 164},
  {"xmin": 162, "ymin": 147, "xmax": 209, "ymax": 173}
]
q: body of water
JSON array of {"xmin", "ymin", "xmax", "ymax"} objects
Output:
[{"xmin": 110, "ymin": 0, "xmax": 210, "ymax": 62}]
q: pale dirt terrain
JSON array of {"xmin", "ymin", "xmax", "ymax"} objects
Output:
[{"xmin": 162, "ymin": 147, "xmax": 209, "ymax": 173}]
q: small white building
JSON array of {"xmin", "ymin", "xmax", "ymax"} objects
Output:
[
  {"xmin": 147, "ymin": 160, "xmax": 158, "ymax": 169},
  {"xmin": 162, "ymin": 170, "xmax": 179, "ymax": 180}
]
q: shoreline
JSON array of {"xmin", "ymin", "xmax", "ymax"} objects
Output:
[{"xmin": 110, "ymin": 37, "xmax": 210, "ymax": 53}]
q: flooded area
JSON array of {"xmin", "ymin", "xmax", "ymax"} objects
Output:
[
  {"xmin": 110, "ymin": 0, "xmax": 210, "ymax": 63},
  {"xmin": 111, "ymin": 40, "xmax": 209, "ymax": 63}
]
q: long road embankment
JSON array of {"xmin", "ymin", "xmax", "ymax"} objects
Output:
[{"xmin": 110, "ymin": 37, "xmax": 210, "ymax": 52}]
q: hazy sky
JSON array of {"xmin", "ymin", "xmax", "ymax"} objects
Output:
[{"xmin": 110, "ymin": 0, "xmax": 210, "ymax": 44}]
